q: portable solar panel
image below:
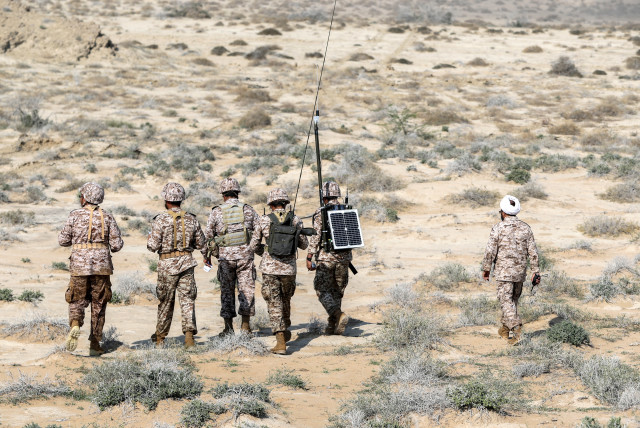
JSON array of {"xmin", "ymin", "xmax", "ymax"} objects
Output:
[{"xmin": 326, "ymin": 208, "xmax": 364, "ymax": 250}]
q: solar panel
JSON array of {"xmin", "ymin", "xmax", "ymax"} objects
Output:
[{"xmin": 327, "ymin": 208, "xmax": 364, "ymax": 250}]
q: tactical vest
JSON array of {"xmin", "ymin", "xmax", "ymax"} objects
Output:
[
  {"xmin": 167, "ymin": 210, "xmax": 187, "ymax": 250},
  {"xmin": 214, "ymin": 204, "xmax": 250, "ymax": 247},
  {"xmin": 266, "ymin": 211, "xmax": 297, "ymax": 257}
]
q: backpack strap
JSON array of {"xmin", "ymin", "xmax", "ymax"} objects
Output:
[
  {"xmin": 85, "ymin": 205, "xmax": 105, "ymax": 243},
  {"xmin": 167, "ymin": 210, "xmax": 187, "ymax": 250}
]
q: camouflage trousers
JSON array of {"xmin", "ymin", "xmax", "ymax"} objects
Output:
[
  {"xmin": 156, "ymin": 267, "xmax": 198, "ymax": 338},
  {"xmin": 218, "ymin": 258, "xmax": 256, "ymax": 319},
  {"xmin": 314, "ymin": 261, "xmax": 349, "ymax": 316},
  {"xmin": 497, "ymin": 281, "xmax": 523, "ymax": 330},
  {"xmin": 261, "ymin": 274, "xmax": 296, "ymax": 334},
  {"xmin": 66, "ymin": 275, "xmax": 112, "ymax": 342}
]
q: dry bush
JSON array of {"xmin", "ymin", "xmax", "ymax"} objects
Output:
[
  {"xmin": 418, "ymin": 263, "xmax": 473, "ymax": 291},
  {"xmin": 421, "ymin": 109, "xmax": 468, "ymax": 126},
  {"xmin": 562, "ymin": 108, "xmax": 594, "ymax": 122},
  {"xmin": 210, "ymin": 46, "xmax": 229, "ymax": 56},
  {"xmin": 349, "ymin": 53, "xmax": 374, "ymax": 61},
  {"xmin": 447, "ymin": 187, "xmax": 500, "ymax": 207},
  {"xmin": 164, "ymin": 2, "xmax": 210, "ymax": 18},
  {"xmin": 599, "ymin": 181, "xmax": 640, "ymax": 203},
  {"xmin": 581, "ymin": 130, "xmax": 616, "ymax": 147},
  {"xmin": 457, "ymin": 295, "xmax": 498, "ymax": 326},
  {"xmin": 234, "ymin": 87, "xmax": 273, "ymax": 103},
  {"xmin": 0, "ymin": 372, "xmax": 71, "ymax": 404},
  {"xmin": 523, "ymin": 45, "xmax": 543, "ymax": 53},
  {"xmin": 1, "ymin": 313, "xmax": 68, "ymax": 341},
  {"xmin": 625, "ymin": 57, "xmax": 640, "ymax": 70},
  {"xmin": 245, "ymin": 45, "xmax": 280, "ymax": 61},
  {"xmin": 549, "ymin": 121, "xmax": 580, "ymax": 135},
  {"xmin": 258, "ymin": 28, "xmax": 282, "ymax": 36},
  {"xmin": 192, "ymin": 58, "xmax": 214, "ymax": 67},
  {"xmin": 230, "ymin": 39, "xmax": 247, "ymax": 46},
  {"xmin": 578, "ymin": 215, "xmax": 639, "ymax": 237},
  {"xmin": 467, "ymin": 57, "xmax": 488, "ymax": 66},
  {"xmin": 238, "ymin": 109, "xmax": 271, "ymax": 129},
  {"xmin": 206, "ymin": 333, "xmax": 269, "ymax": 355},
  {"xmin": 512, "ymin": 181, "xmax": 548, "ymax": 202},
  {"xmin": 549, "ymin": 56, "xmax": 583, "ymax": 77},
  {"xmin": 374, "ymin": 308, "xmax": 447, "ymax": 351}
]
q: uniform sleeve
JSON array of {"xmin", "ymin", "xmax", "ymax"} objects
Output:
[
  {"xmin": 192, "ymin": 219, "xmax": 207, "ymax": 252},
  {"xmin": 295, "ymin": 217, "xmax": 309, "ymax": 250},
  {"xmin": 481, "ymin": 224, "xmax": 500, "ymax": 272},
  {"xmin": 307, "ymin": 210, "xmax": 322, "ymax": 256},
  {"xmin": 58, "ymin": 214, "xmax": 73, "ymax": 247},
  {"xmin": 147, "ymin": 218, "xmax": 163, "ymax": 253},
  {"xmin": 527, "ymin": 228, "xmax": 540, "ymax": 274},
  {"xmin": 249, "ymin": 219, "xmax": 264, "ymax": 253},
  {"xmin": 108, "ymin": 215, "xmax": 124, "ymax": 253},
  {"xmin": 204, "ymin": 209, "xmax": 219, "ymax": 240}
]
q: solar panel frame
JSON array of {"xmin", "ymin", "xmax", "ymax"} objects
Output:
[{"xmin": 326, "ymin": 208, "xmax": 364, "ymax": 250}]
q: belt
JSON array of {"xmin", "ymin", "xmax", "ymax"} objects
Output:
[
  {"xmin": 159, "ymin": 251, "xmax": 191, "ymax": 260},
  {"xmin": 72, "ymin": 243, "xmax": 108, "ymax": 250}
]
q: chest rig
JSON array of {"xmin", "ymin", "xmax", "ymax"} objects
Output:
[{"xmin": 214, "ymin": 204, "xmax": 250, "ymax": 247}]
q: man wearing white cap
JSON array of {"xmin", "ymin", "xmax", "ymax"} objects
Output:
[{"xmin": 482, "ymin": 195, "xmax": 540, "ymax": 345}]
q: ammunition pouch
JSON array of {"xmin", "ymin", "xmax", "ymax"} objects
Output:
[
  {"xmin": 72, "ymin": 243, "xmax": 108, "ymax": 250},
  {"xmin": 159, "ymin": 250, "xmax": 191, "ymax": 260},
  {"xmin": 214, "ymin": 228, "xmax": 251, "ymax": 247}
]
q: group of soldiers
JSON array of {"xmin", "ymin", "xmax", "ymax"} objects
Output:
[{"xmin": 58, "ymin": 179, "xmax": 352, "ymax": 356}]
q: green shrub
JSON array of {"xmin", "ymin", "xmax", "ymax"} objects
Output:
[
  {"xmin": 51, "ymin": 262, "xmax": 69, "ymax": 271},
  {"xmin": 210, "ymin": 382, "xmax": 271, "ymax": 418},
  {"xmin": 447, "ymin": 372, "xmax": 522, "ymax": 413},
  {"xmin": 420, "ymin": 263, "xmax": 472, "ymax": 291},
  {"xmin": 375, "ymin": 308, "xmax": 446, "ymax": 351},
  {"xmin": 506, "ymin": 168, "xmax": 531, "ymax": 184},
  {"xmin": 17, "ymin": 290, "xmax": 44, "ymax": 303},
  {"xmin": 266, "ymin": 368, "xmax": 307, "ymax": 390},
  {"xmin": 578, "ymin": 355, "xmax": 639, "ymax": 405},
  {"xmin": 547, "ymin": 320, "xmax": 590, "ymax": 346},
  {"xmin": 0, "ymin": 288, "xmax": 14, "ymax": 301},
  {"xmin": 180, "ymin": 399, "xmax": 224, "ymax": 428},
  {"xmin": 457, "ymin": 295, "xmax": 498, "ymax": 326},
  {"xmin": 238, "ymin": 109, "xmax": 271, "ymax": 129}
]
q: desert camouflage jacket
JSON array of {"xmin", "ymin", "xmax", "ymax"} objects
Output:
[
  {"xmin": 58, "ymin": 204, "xmax": 124, "ymax": 276},
  {"xmin": 250, "ymin": 209, "xmax": 308, "ymax": 275},
  {"xmin": 307, "ymin": 200, "xmax": 353, "ymax": 263},
  {"xmin": 202, "ymin": 198, "xmax": 259, "ymax": 261},
  {"xmin": 482, "ymin": 215, "xmax": 540, "ymax": 283},
  {"xmin": 147, "ymin": 207, "xmax": 206, "ymax": 275}
]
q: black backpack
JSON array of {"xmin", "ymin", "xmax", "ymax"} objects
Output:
[{"xmin": 266, "ymin": 212, "xmax": 297, "ymax": 257}]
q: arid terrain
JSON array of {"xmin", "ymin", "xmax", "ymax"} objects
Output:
[{"xmin": 1, "ymin": 0, "xmax": 640, "ymax": 427}]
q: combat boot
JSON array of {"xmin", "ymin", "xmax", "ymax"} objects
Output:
[
  {"xmin": 241, "ymin": 315, "xmax": 251, "ymax": 333},
  {"xmin": 508, "ymin": 325, "xmax": 522, "ymax": 345},
  {"xmin": 271, "ymin": 332, "xmax": 286, "ymax": 355},
  {"xmin": 89, "ymin": 338, "xmax": 105, "ymax": 356},
  {"xmin": 325, "ymin": 315, "xmax": 336, "ymax": 335},
  {"xmin": 152, "ymin": 332, "xmax": 165, "ymax": 347},
  {"xmin": 334, "ymin": 311, "xmax": 350, "ymax": 336},
  {"xmin": 218, "ymin": 318, "xmax": 234, "ymax": 337},
  {"xmin": 498, "ymin": 325, "xmax": 510, "ymax": 339},
  {"xmin": 184, "ymin": 332, "xmax": 195, "ymax": 349},
  {"xmin": 65, "ymin": 320, "xmax": 81, "ymax": 352},
  {"xmin": 284, "ymin": 329, "xmax": 292, "ymax": 342}
]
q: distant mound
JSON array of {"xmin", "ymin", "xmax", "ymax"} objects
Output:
[{"xmin": 0, "ymin": 0, "xmax": 117, "ymax": 61}]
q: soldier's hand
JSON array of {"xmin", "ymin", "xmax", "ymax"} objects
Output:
[
  {"xmin": 306, "ymin": 259, "xmax": 316, "ymax": 271},
  {"xmin": 204, "ymin": 257, "xmax": 212, "ymax": 267},
  {"xmin": 532, "ymin": 273, "xmax": 541, "ymax": 285},
  {"xmin": 482, "ymin": 270, "xmax": 490, "ymax": 282}
]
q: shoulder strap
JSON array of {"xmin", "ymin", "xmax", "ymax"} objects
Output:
[
  {"xmin": 167, "ymin": 210, "xmax": 187, "ymax": 250},
  {"xmin": 85, "ymin": 205, "xmax": 104, "ymax": 242},
  {"xmin": 268, "ymin": 213, "xmax": 279, "ymax": 225}
]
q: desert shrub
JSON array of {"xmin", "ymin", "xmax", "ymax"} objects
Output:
[
  {"xmin": 377, "ymin": 352, "xmax": 448, "ymax": 387},
  {"xmin": 419, "ymin": 263, "xmax": 472, "ymax": 291},
  {"xmin": 447, "ymin": 187, "xmax": 499, "ymax": 208},
  {"xmin": 570, "ymin": 239, "xmax": 593, "ymax": 251},
  {"xmin": 100, "ymin": 326, "xmax": 122, "ymax": 351},
  {"xmin": 590, "ymin": 278, "xmax": 622, "ymax": 301},
  {"xmin": 486, "ymin": 95, "xmax": 517, "ymax": 108},
  {"xmin": 506, "ymin": 168, "xmax": 531, "ymax": 184},
  {"xmin": 180, "ymin": 399, "xmax": 224, "ymax": 428},
  {"xmin": 544, "ymin": 270, "xmax": 583, "ymax": 299},
  {"xmin": 512, "ymin": 362, "xmax": 550, "ymax": 378},
  {"xmin": 245, "ymin": 44, "xmax": 281, "ymax": 60},
  {"xmin": 578, "ymin": 355, "xmax": 639, "ymax": 405},
  {"xmin": 238, "ymin": 109, "xmax": 271, "ymax": 129},
  {"xmin": 210, "ymin": 46, "xmax": 229, "ymax": 56},
  {"xmin": 111, "ymin": 273, "xmax": 156, "ymax": 304},
  {"xmin": 17, "ymin": 290, "xmax": 44, "ymax": 303},
  {"xmin": 593, "ymin": 98, "xmax": 625, "ymax": 118},
  {"xmin": 15, "ymin": 108, "xmax": 49, "ymax": 132},
  {"xmin": 533, "ymin": 154, "xmax": 579, "ymax": 172},
  {"xmin": 547, "ymin": 320, "xmax": 590, "ymax": 346},
  {"xmin": 446, "ymin": 152, "xmax": 481, "ymax": 176},
  {"xmin": 234, "ymin": 87, "xmax": 273, "ymax": 104},
  {"xmin": 600, "ymin": 181, "xmax": 640, "ymax": 203},
  {"xmin": 457, "ymin": 295, "xmax": 498, "ymax": 326},
  {"xmin": 0, "ymin": 372, "xmax": 71, "ymax": 404},
  {"xmin": 83, "ymin": 348, "xmax": 202, "ymax": 410},
  {"xmin": 549, "ymin": 56, "xmax": 583, "ymax": 77},
  {"xmin": 25, "ymin": 185, "xmax": 47, "ymax": 202},
  {"xmin": 563, "ymin": 108, "xmax": 594, "ymax": 122},
  {"xmin": 0, "ymin": 210, "xmax": 35, "ymax": 225},
  {"xmin": 512, "ymin": 181, "xmax": 548, "ymax": 201},
  {"xmin": 356, "ymin": 195, "xmax": 401, "ymax": 223},
  {"xmin": 211, "ymin": 382, "xmax": 271, "ymax": 418},
  {"xmin": 385, "ymin": 283, "xmax": 420, "ymax": 309},
  {"xmin": 330, "ymin": 144, "xmax": 404, "ymax": 192},
  {"xmin": 1, "ymin": 313, "xmax": 68, "ymax": 340},
  {"xmin": 579, "ymin": 216, "xmax": 639, "ymax": 237},
  {"xmin": 165, "ymin": 2, "xmax": 211, "ymax": 18},
  {"xmin": 206, "ymin": 332, "xmax": 269, "ymax": 355},
  {"xmin": 422, "ymin": 109, "xmax": 468, "ymax": 126},
  {"xmin": 619, "ymin": 384, "xmax": 640, "ymax": 410},
  {"xmin": 523, "ymin": 45, "xmax": 543, "ymax": 53},
  {"xmin": 0, "ymin": 288, "xmax": 14, "ymax": 301},
  {"xmin": 306, "ymin": 314, "xmax": 327, "ymax": 334},
  {"xmin": 549, "ymin": 121, "xmax": 580, "ymax": 135},
  {"xmin": 581, "ymin": 130, "xmax": 616, "ymax": 148},
  {"xmin": 375, "ymin": 309, "xmax": 446, "ymax": 351},
  {"xmin": 468, "ymin": 57, "xmax": 488, "ymax": 66},
  {"xmin": 192, "ymin": 57, "xmax": 214, "ymax": 67},
  {"xmin": 447, "ymin": 371, "xmax": 523, "ymax": 413},
  {"xmin": 348, "ymin": 52, "xmax": 374, "ymax": 61},
  {"xmin": 266, "ymin": 368, "xmax": 307, "ymax": 389},
  {"xmin": 625, "ymin": 56, "xmax": 640, "ymax": 70}
]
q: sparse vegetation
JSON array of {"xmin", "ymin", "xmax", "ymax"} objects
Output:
[
  {"xmin": 238, "ymin": 109, "xmax": 271, "ymax": 129},
  {"xmin": 448, "ymin": 371, "xmax": 523, "ymax": 413},
  {"xmin": 206, "ymin": 332, "xmax": 269, "ymax": 355},
  {"xmin": 457, "ymin": 295, "xmax": 498, "ymax": 326},
  {"xmin": 0, "ymin": 372, "xmax": 71, "ymax": 404},
  {"xmin": 578, "ymin": 216, "xmax": 639, "ymax": 237},
  {"xmin": 110, "ymin": 272, "xmax": 156, "ymax": 304},
  {"xmin": 549, "ymin": 56, "xmax": 583, "ymax": 77},
  {"xmin": 1, "ymin": 313, "xmax": 68, "ymax": 340},
  {"xmin": 17, "ymin": 289, "xmax": 44, "ymax": 303},
  {"xmin": 266, "ymin": 368, "xmax": 307, "ymax": 389},
  {"xmin": 547, "ymin": 320, "xmax": 590, "ymax": 346},
  {"xmin": 0, "ymin": 210, "xmax": 35, "ymax": 225},
  {"xmin": 375, "ymin": 308, "xmax": 446, "ymax": 351},
  {"xmin": 210, "ymin": 382, "xmax": 271, "ymax": 418},
  {"xmin": 0, "ymin": 288, "xmax": 15, "ymax": 301},
  {"xmin": 419, "ymin": 263, "xmax": 472, "ymax": 291},
  {"xmin": 51, "ymin": 261, "xmax": 69, "ymax": 271}
]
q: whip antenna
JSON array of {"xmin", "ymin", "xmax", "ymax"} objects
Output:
[{"xmin": 292, "ymin": 0, "xmax": 338, "ymax": 212}]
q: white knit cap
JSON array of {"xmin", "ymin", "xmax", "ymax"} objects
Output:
[{"xmin": 500, "ymin": 195, "xmax": 521, "ymax": 215}]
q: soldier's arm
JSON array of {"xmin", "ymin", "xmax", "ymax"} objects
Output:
[
  {"xmin": 248, "ymin": 220, "xmax": 263, "ymax": 253},
  {"xmin": 147, "ymin": 217, "xmax": 162, "ymax": 253},
  {"xmin": 204, "ymin": 209, "xmax": 217, "ymax": 240},
  {"xmin": 481, "ymin": 225, "xmax": 499, "ymax": 272},
  {"xmin": 192, "ymin": 218, "xmax": 207, "ymax": 252},
  {"xmin": 306, "ymin": 210, "xmax": 322, "ymax": 257},
  {"xmin": 58, "ymin": 214, "xmax": 73, "ymax": 247},
  {"xmin": 108, "ymin": 215, "xmax": 124, "ymax": 253},
  {"xmin": 295, "ymin": 217, "xmax": 309, "ymax": 250},
  {"xmin": 527, "ymin": 229, "xmax": 540, "ymax": 274}
]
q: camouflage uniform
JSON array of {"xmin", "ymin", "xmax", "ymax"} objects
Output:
[
  {"xmin": 58, "ymin": 182, "xmax": 123, "ymax": 342},
  {"xmin": 148, "ymin": 188, "xmax": 207, "ymax": 339},
  {"xmin": 250, "ymin": 205, "xmax": 308, "ymax": 334},
  {"xmin": 308, "ymin": 191, "xmax": 352, "ymax": 319},
  {"xmin": 482, "ymin": 215, "xmax": 539, "ymax": 329},
  {"xmin": 202, "ymin": 191, "xmax": 260, "ymax": 319}
]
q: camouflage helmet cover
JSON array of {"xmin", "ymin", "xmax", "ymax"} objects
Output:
[
  {"xmin": 161, "ymin": 182, "xmax": 186, "ymax": 202},
  {"xmin": 79, "ymin": 182, "xmax": 104, "ymax": 204},
  {"xmin": 219, "ymin": 177, "xmax": 241, "ymax": 194},
  {"xmin": 322, "ymin": 181, "xmax": 341, "ymax": 198},
  {"xmin": 267, "ymin": 188, "xmax": 290, "ymax": 205}
]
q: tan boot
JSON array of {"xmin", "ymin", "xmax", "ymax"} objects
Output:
[
  {"xmin": 241, "ymin": 315, "xmax": 251, "ymax": 333},
  {"xmin": 89, "ymin": 338, "xmax": 105, "ymax": 356},
  {"xmin": 334, "ymin": 311, "xmax": 350, "ymax": 336},
  {"xmin": 271, "ymin": 332, "xmax": 286, "ymax": 355},
  {"xmin": 184, "ymin": 332, "xmax": 195, "ymax": 349},
  {"xmin": 284, "ymin": 330, "xmax": 292, "ymax": 342},
  {"xmin": 152, "ymin": 332, "xmax": 165, "ymax": 347},
  {"xmin": 65, "ymin": 320, "xmax": 81, "ymax": 352},
  {"xmin": 498, "ymin": 325, "xmax": 510, "ymax": 339},
  {"xmin": 508, "ymin": 325, "xmax": 522, "ymax": 345},
  {"xmin": 325, "ymin": 315, "xmax": 336, "ymax": 335},
  {"xmin": 218, "ymin": 318, "xmax": 234, "ymax": 337}
]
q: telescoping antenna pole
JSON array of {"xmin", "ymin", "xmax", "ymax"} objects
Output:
[{"xmin": 314, "ymin": 110, "xmax": 323, "ymax": 208}]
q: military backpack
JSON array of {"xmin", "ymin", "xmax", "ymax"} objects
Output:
[{"xmin": 266, "ymin": 212, "xmax": 298, "ymax": 257}]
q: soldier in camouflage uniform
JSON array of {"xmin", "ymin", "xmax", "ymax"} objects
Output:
[
  {"xmin": 482, "ymin": 195, "xmax": 540, "ymax": 345},
  {"xmin": 202, "ymin": 178, "xmax": 260, "ymax": 336},
  {"xmin": 307, "ymin": 181, "xmax": 352, "ymax": 336},
  {"xmin": 147, "ymin": 183, "xmax": 207, "ymax": 348},
  {"xmin": 250, "ymin": 188, "xmax": 308, "ymax": 354},
  {"xmin": 58, "ymin": 182, "xmax": 124, "ymax": 356}
]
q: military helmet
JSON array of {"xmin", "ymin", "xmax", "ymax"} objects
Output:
[
  {"xmin": 79, "ymin": 182, "xmax": 104, "ymax": 204},
  {"xmin": 322, "ymin": 181, "xmax": 341, "ymax": 198},
  {"xmin": 161, "ymin": 182, "xmax": 186, "ymax": 202},
  {"xmin": 267, "ymin": 188, "xmax": 290, "ymax": 205},
  {"xmin": 219, "ymin": 177, "xmax": 241, "ymax": 194}
]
